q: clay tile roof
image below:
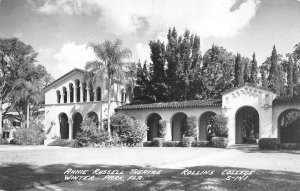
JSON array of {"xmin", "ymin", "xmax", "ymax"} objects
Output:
[
  {"xmin": 115, "ymin": 99, "xmax": 222, "ymax": 110},
  {"xmin": 273, "ymin": 95, "xmax": 300, "ymax": 104}
]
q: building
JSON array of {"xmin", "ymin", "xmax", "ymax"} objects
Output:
[
  {"xmin": 44, "ymin": 68, "xmax": 129, "ymax": 144},
  {"xmin": 44, "ymin": 68, "xmax": 300, "ymax": 145}
]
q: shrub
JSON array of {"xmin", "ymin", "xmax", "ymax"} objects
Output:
[
  {"xmin": 243, "ymin": 137, "xmax": 257, "ymax": 144},
  {"xmin": 212, "ymin": 115, "xmax": 229, "ymax": 137},
  {"xmin": 191, "ymin": 140, "xmax": 210, "ymax": 147},
  {"xmin": 184, "ymin": 116, "xmax": 197, "ymax": 137},
  {"xmin": 14, "ymin": 117, "xmax": 45, "ymax": 145},
  {"xmin": 152, "ymin": 138, "xmax": 164, "ymax": 147},
  {"xmin": 158, "ymin": 120, "xmax": 167, "ymax": 138},
  {"xmin": 211, "ymin": 137, "xmax": 228, "ymax": 148},
  {"xmin": 259, "ymin": 138, "xmax": 279, "ymax": 150},
  {"xmin": 162, "ymin": 141, "xmax": 182, "ymax": 147},
  {"xmin": 182, "ymin": 137, "xmax": 195, "ymax": 147},
  {"xmin": 111, "ymin": 113, "xmax": 148, "ymax": 146},
  {"xmin": 143, "ymin": 141, "xmax": 152, "ymax": 147},
  {"xmin": 74, "ymin": 118, "xmax": 111, "ymax": 147},
  {"xmin": 279, "ymin": 143, "xmax": 300, "ymax": 150}
]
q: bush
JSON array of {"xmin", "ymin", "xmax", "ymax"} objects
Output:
[
  {"xmin": 14, "ymin": 117, "xmax": 45, "ymax": 145},
  {"xmin": 182, "ymin": 137, "xmax": 195, "ymax": 147},
  {"xmin": 259, "ymin": 138, "xmax": 279, "ymax": 150},
  {"xmin": 212, "ymin": 115, "xmax": 229, "ymax": 137},
  {"xmin": 158, "ymin": 120, "xmax": 167, "ymax": 138},
  {"xmin": 111, "ymin": 113, "xmax": 148, "ymax": 146},
  {"xmin": 162, "ymin": 141, "xmax": 182, "ymax": 147},
  {"xmin": 152, "ymin": 138, "xmax": 164, "ymax": 147},
  {"xmin": 74, "ymin": 118, "xmax": 112, "ymax": 147},
  {"xmin": 243, "ymin": 137, "xmax": 257, "ymax": 144},
  {"xmin": 143, "ymin": 141, "xmax": 152, "ymax": 147},
  {"xmin": 184, "ymin": 116, "xmax": 197, "ymax": 137},
  {"xmin": 211, "ymin": 137, "xmax": 228, "ymax": 148},
  {"xmin": 279, "ymin": 143, "xmax": 300, "ymax": 150},
  {"xmin": 191, "ymin": 140, "xmax": 210, "ymax": 147}
]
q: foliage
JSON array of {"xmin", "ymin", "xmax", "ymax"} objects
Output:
[
  {"xmin": 183, "ymin": 116, "xmax": 197, "ymax": 137},
  {"xmin": 152, "ymin": 138, "xmax": 164, "ymax": 147},
  {"xmin": 191, "ymin": 140, "xmax": 210, "ymax": 147},
  {"xmin": 73, "ymin": 118, "xmax": 112, "ymax": 147},
  {"xmin": 182, "ymin": 137, "xmax": 195, "ymax": 147},
  {"xmin": 143, "ymin": 141, "xmax": 152, "ymax": 147},
  {"xmin": 250, "ymin": 52, "xmax": 259, "ymax": 85},
  {"xmin": 85, "ymin": 39, "xmax": 132, "ymax": 132},
  {"xmin": 279, "ymin": 143, "xmax": 300, "ymax": 150},
  {"xmin": 14, "ymin": 117, "xmax": 45, "ymax": 145},
  {"xmin": 279, "ymin": 110, "xmax": 300, "ymax": 143},
  {"xmin": 162, "ymin": 141, "xmax": 183, "ymax": 147},
  {"xmin": 211, "ymin": 137, "xmax": 229, "ymax": 148},
  {"xmin": 234, "ymin": 53, "xmax": 244, "ymax": 86},
  {"xmin": 110, "ymin": 113, "xmax": 148, "ymax": 146},
  {"xmin": 212, "ymin": 115, "xmax": 229, "ymax": 137},
  {"xmin": 158, "ymin": 120, "xmax": 167, "ymax": 138},
  {"xmin": 259, "ymin": 138, "xmax": 279, "ymax": 150}
]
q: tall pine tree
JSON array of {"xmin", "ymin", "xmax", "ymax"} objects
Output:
[
  {"xmin": 234, "ymin": 53, "xmax": 244, "ymax": 86},
  {"xmin": 268, "ymin": 45, "xmax": 284, "ymax": 95},
  {"xmin": 250, "ymin": 52, "xmax": 258, "ymax": 85}
]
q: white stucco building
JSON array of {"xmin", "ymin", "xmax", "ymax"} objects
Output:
[{"xmin": 44, "ymin": 68, "xmax": 300, "ymax": 145}]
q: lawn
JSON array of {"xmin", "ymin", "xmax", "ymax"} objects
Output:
[{"xmin": 0, "ymin": 145, "xmax": 299, "ymax": 190}]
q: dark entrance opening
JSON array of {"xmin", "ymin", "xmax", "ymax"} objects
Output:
[
  {"xmin": 236, "ymin": 106, "xmax": 259, "ymax": 144},
  {"xmin": 199, "ymin": 111, "xmax": 216, "ymax": 141},
  {"xmin": 73, "ymin": 112, "xmax": 83, "ymax": 138},
  {"xmin": 147, "ymin": 113, "xmax": 162, "ymax": 141},
  {"xmin": 278, "ymin": 109, "xmax": 300, "ymax": 143},
  {"xmin": 59, "ymin": 113, "xmax": 69, "ymax": 139},
  {"xmin": 172, "ymin": 112, "xmax": 187, "ymax": 141}
]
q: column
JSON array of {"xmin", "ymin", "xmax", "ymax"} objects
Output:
[
  {"xmin": 68, "ymin": 118, "xmax": 73, "ymax": 140},
  {"xmin": 165, "ymin": 122, "xmax": 172, "ymax": 141},
  {"xmin": 80, "ymin": 84, "xmax": 84, "ymax": 102},
  {"xmin": 60, "ymin": 89, "xmax": 64, "ymax": 104},
  {"xmin": 67, "ymin": 90, "xmax": 70, "ymax": 103},
  {"xmin": 87, "ymin": 87, "xmax": 90, "ymax": 102},
  {"xmin": 73, "ymin": 83, "xmax": 77, "ymax": 103}
]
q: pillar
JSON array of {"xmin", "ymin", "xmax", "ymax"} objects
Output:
[
  {"xmin": 67, "ymin": 90, "xmax": 70, "ymax": 103},
  {"xmin": 165, "ymin": 121, "xmax": 172, "ymax": 141},
  {"xmin": 68, "ymin": 118, "xmax": 73, "ymax": 140},
  {"xmin": 73, "ymin": 83, "xmax": 77, "ymax": 103},
  {"xmin": 80, "ymin": 84, "xmax": 84, "ymax": 102},
  {"xmin": 60, "ymin": 89, "xmax": 64, "ymax": 104}
]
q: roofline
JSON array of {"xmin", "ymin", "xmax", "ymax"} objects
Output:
[{"xmin": 222, "ymin": 83, "xmax": 275, "ymax": 96}]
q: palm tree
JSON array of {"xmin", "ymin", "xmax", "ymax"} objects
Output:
[{"xmin": 85, "ymin": 39, "xmax": 132, "ymax": 133}]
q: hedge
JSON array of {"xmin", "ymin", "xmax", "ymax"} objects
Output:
[
  {"xmin": 258, "ymin": 138, "xmax": 279, "ymax": 150},
  {"xmin": 152, "ymin": 138, "xmax": 164, "ymax": 147},
  {"xmin": 162, "ymin": 141, "xmax": 183, "ymax": 147},
  {"xmin": 211, "ymin": 137, "xmax": 228, "ymax": 148},
  {"xmin": 182, "ymin": 137, "xmax": 195, "ymax": 147},
  {"xmin": 191, "ymin": 140, "xmax": 210, "ymax": 147}
]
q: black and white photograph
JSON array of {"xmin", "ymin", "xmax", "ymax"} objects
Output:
[{"xmin": 0, "ymin": 0, "xmax": 300, "ymax": 190}]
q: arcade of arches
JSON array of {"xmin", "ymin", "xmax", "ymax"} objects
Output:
[{"xmin": 278, "ymin": 109, "xmax": 300, "ymax": 143}]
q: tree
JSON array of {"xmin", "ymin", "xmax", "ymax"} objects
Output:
[
  {"xmin": 242, "ymin": 56, "xmax": 251, "ymax": 84},
  {"xmin": 287, "ymin": 56, "xmax": 294, "ymax": 95},
  {"xmin": 250, "ymin": 53, "xmax": 258, "ymax": 85},
  {"xmin": 85, "ymin": 39, "xmax": 132, "ymax": 133},
  {"xmin": 0, "ymin": 37, "xmax": 48, "ymax": 133},
  {"xmin": 125, "ymin": 62, "xmax": 137, "ymax": 102},
  {"xmin": 202, "ymin": 45, "xmax": 235, "ymax": 99},
  {"xmin": 234, "ymin": 53, "xmax": 244, "ymax": 86},
  {"xmin": 268, "ymin": 45, "xmax": 284, "ymax": 95}
]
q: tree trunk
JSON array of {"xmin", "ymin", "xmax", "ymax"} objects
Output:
[
  {"xmin": 27, "ymin": 103, "xmax": 30, "ymax": 128},
  {"xmin": 107, "ymin": 78, "xmax": 111, "ymax": 133},
  {"xmin": 0, "ymin": 99, "xmax": 2, "ymax": 135}
]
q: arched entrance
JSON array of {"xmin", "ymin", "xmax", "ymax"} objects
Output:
[
  {"xmin": 235, "ymin": 106, "xmax": 259, "ymax": 144},
  {"xmin": 278, "ymin": 109, "xmax": 300, "ymax": 143},
  {"xmin": 72, "ymin": 112, "xmax": 83, "ymax": 138},
  {"xmin": 59, "ymin": 113, "xmax": 69, "ymax": 139},
  {"xmin": 199, "ymin": 111, "xmax": 216, "ymax": 141},
  {"xmin": 171, "ymin": 112, "xmax": 187, "ymax": 141},
  {"xmin": 146, "ymin": 113, "xmax": 162, "ymax": 141},
  {"xmin": 86, "ymin": 111, "xmax": 99, "ymax": 126}
]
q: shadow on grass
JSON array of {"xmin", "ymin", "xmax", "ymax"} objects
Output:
[
  {"xmin": 1, "ymin": 164, "xmax": 300, "ymax": 191},
  {"xmin": 227, "ymin": 144, "xmax": 300, "ymax": 155}
]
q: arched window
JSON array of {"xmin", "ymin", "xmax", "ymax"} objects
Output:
[
  {"xmin": 89, "ymin": 83, "xmax": 94, "ymax": 101},
  {"xmin": 96, "ymin": 87, "xmax": 101, "ymax": 101},
  {"xmin": 62, "ymin": 87, "xmax": 67, "ymax": 103},
  {"xmin": 75, "ymin": 79, "xmax": 80, "ymax": 102},
  {"xmin": 83, "ymin": 82, "xmax": 87, "ymax": 102},
  {"xmin": 265, "ymin": 94, "xmax": 270, "ymax": 105},
  {"xmin": 121, "ymin": 89, "xmax": 126, "ymax": 103},
  {"xmin": 56, "ymin": 90, "xmax": 61, "ymax": 103},
  {"xmin": 69, "ymin": 83, "xmax": 74, "ymax": 103}
]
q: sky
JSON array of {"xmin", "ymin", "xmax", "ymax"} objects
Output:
[{"xmin": 0, "ymin": 0, "xmax": 300, "ymax": 79}]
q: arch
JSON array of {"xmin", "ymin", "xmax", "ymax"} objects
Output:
[
  {"xmin": 89, "ymin": 82, "xmax": 94, "ymax": 101},
  {"xmin": 62, "ymin": 87, "xmax": 67, "ymax": 103},
  {"xmin": 146, "ymin": 113, "xmax": 162, "ymax": 141},
  {"xmin": 86, "ymin": 111, "xmax": 99, "ymax": 126},
  {"xmin": 171, "ymin": 112, "xmax": 187, "ymax": 141},
  {"xmin": 235, "ymin": 106, "xmax": 259, "ymax": 144},
  {"xmin": 72, "ymin": 112, "xmax": 83, "ymax": 138},
  {"xmin": 96, "ymin": 87, "xmax": 101, "ymax": 101},
  {"xmin": 59, "ymin": 113, "xmax": 69, "ymax": 139},
  {"xmin": 75, "ymin": 79, "xmax": 80, "ymax": 102},
  {"xmin": 56, "ymin": 90, "xmax": 61, "ymax": 103},
  {"xmin": 278, "ymin": 109, "xmax": 300, "ymax": 143},
  {"xmin": 265, "ymin": 94, "xmax": 270, "ymax": 105},
  {"xmin": 199, "ymin": 111, "xmax": 217, "ymax": 141},
  {"xmin": 69, "ymin": 83, "xmax": 74, "ymax": 103}
]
